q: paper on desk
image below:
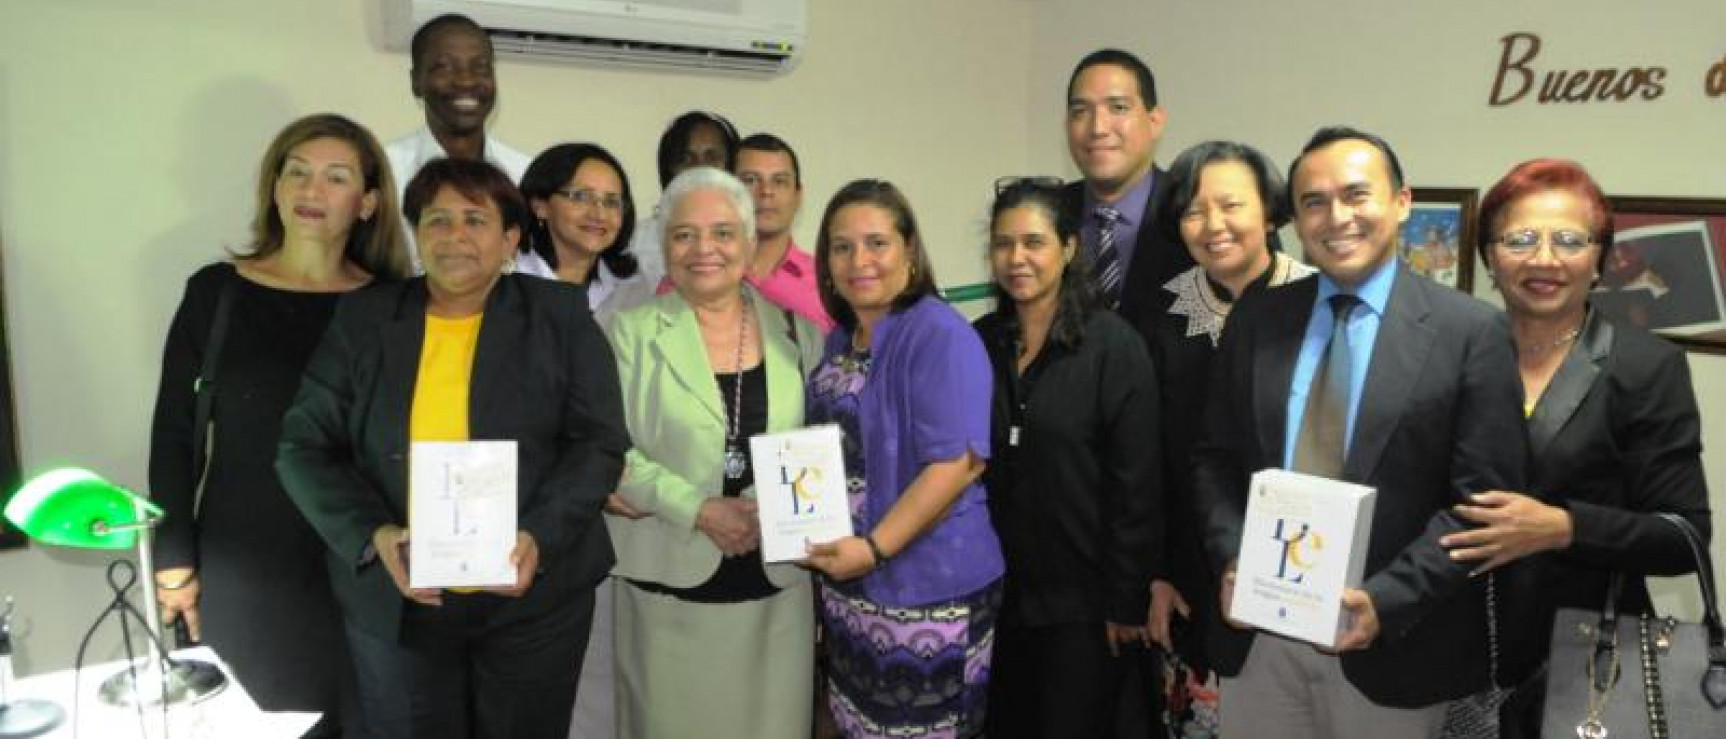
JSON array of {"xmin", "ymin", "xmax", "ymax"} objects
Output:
[
  {"xmin": 409, "ymin": 441, "xmax": 518, "ymax": 589},
  {"xmin": 750, "ymin": 425, "xmax": 853, "ymax": 563}
]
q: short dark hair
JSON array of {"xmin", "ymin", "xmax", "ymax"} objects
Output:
[
  {"xmin": 410, "ymin": 13, "xmax": 490, "ymax": 70},
  {"xmin": 1288, "ymin": 125, "xmax": 1407, "ymax": 192},
  {"xmin": 656, "ymin": 111, "xmax": 740, "ymax": 188},
  {"xmin": 403, "ymin": 158, "xmax": 529, "ymax": 236},
  {"xmin": 736, "ymin": 132, "xmax": 802, "ymax": 189},
  {"xmin": 1155, "ymin": 140, "xmax": 1292, "ymax": 250},
  {"xmin": 1476, "ymin": 158, "xmax": 1615, "ymax": 273},
  {"xmin": 814, "ymin": 179, "xmax": 940, "ymax": 331},
  {"xmin": 1067, "ymin": 48, "xmax": 1158, "ymax": 109},
  {"xmin": 988, "ymin": 180, "xmax": 1097, "ymax": 348},
  {"xmin": 519, "ymin": 142, "xmax": 639, "ymax": 280}
]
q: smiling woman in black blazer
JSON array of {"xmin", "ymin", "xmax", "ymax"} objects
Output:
[
  {"xmin": 277, "ymin": 158, "xmax": 628, "ymax": 739},
  {"xmin": 1438, "ymin": 159, "xmax": 1712, "ymax": 738}
]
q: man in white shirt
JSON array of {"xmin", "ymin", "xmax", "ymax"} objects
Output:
[{"xmin": 386, "ymin": 13, "xmax": 533, "ymax": 273}]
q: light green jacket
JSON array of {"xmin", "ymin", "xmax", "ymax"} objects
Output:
[{"xmin": 602, "ymin": 288, "xmax": 824, "ymax": 588}]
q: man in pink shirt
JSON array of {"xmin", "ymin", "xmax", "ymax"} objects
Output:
[{"xmin": 734, "ymin": 133, "xmax": 834, "ymax": 332}]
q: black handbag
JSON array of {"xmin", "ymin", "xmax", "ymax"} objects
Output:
[{"xmin": 1541, "ymin": 513, "xmax": 1726, "ymax": 738}]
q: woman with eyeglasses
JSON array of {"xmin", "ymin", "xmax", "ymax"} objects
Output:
[
  {"xmin": 517, "ymin": 142, "xmax": 654, "ymax": 739},
  {"xmin": 1436, "ymin": 159, "xmax": 1711, "ymax": 737},
  {"xmin": 974, "ymin": 179, "xmax": 1162, "ymax": 739},
  {"xmin": 519, "ymin": 143, "xmax": 657, "ymax": 320}
]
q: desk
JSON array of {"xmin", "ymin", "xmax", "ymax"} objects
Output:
[{"xmin": 9, "ymin": 647, "xmax": 319, "ymax": 738}]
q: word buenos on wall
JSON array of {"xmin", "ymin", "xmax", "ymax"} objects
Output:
[{"xmin": 1489, "ymin": 32, "xmax": 1726, "ymax": 106}]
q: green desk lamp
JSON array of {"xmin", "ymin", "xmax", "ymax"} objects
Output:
[{"xmin": 3, "ymin": 468, "xmax": 226, "ymax": 710}]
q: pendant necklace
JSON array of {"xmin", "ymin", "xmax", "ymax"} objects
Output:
[{"xmin": 722, "ymin": 297, "xmax": 752, "ymax": 480}]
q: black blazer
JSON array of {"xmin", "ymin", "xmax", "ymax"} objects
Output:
[
  {"xmin": 1501, "ymin": 310, "xmax": 1712, "ymax": 680},
  {"xmin": 277, "ymin": 275, "xmax": 629, "ymax": 642},
  {"xmin": 1060, "ymin": 170, "xmax": 1193, "ymax": 333},
  {"xmin": 1191, "ymin": 263, "xmax": 1529, "ymax": 707}
]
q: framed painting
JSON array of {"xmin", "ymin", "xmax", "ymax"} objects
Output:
[
  {"xmin": 1399, "ymin": 187, "xmax": 1478, "ymax": 293},
  {"xmin": 1595, "ymin": 196, "xmax": 1726, "ymax": 354}
]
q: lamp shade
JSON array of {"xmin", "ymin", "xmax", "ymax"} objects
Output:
[{"xmin": 3, "ymin": 468, "xmax": 162, "ymax": 550}]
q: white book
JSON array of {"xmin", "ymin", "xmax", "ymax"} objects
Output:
[
  {"xmin": 1229, "ymin": 468, "xmax": 1376, "ymax": 648},
  {"xmin": 749, "ymin": 425, "xmax": 854, "ymax": 563},
  {"xmin": 409, "ymin": 440, "xmax": 519, "ymax": 589}
]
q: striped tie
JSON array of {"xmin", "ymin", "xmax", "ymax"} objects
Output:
[
  {"xmin": 1292, "ymin": 294, "xmax": 1360, "ymax": 479},
  {"xmin": 1093, "ymin": 205, "xmax": 1125, "ymax": 308}
]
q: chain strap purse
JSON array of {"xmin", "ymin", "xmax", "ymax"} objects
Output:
[{"xmin": 1541, "ymin": 513, "xmax": 1726, "ymax": 738}]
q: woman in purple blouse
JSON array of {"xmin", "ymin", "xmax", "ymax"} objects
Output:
[{"xmin": 802, "ymin": 179, "xmax": 1005, "ymax": 739}]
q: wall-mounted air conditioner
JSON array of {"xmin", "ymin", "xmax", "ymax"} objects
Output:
[{"xmin": 383, "ymin": 0, "xmax": 807, "ymax": 78}]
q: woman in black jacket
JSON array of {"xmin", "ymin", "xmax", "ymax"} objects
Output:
[{"xmin": 975, "ymin": 179, "xmax": 1162, "ymax": 739}]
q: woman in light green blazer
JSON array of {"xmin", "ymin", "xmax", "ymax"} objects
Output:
[{"xmin": 602, "ymin": 167, "xmax": 823, "ymax": 739}]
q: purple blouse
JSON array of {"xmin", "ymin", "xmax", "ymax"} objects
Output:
[{"xmin": 811, "ymin": 295, "xmax": 1003, "ymax": 607}]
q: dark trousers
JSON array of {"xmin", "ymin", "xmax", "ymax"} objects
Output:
[
  {"xmin": 345, "ymin": 589, "xmax": 595, "ymax": 739},
  {"xmin": 986, "ymin": 620, "xmax": 1146, "ymax": 739}
]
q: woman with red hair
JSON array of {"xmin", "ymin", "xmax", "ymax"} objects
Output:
[{"xmin": 1437, "ymin": 158, "xmax": 1711, "ymax": 736}]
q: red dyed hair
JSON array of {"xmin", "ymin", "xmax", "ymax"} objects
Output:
[{"xmin": 1476, "ymin": 158, "xmax": 1614, "ymax": 272}]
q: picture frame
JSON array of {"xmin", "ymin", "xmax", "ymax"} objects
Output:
[
  {"xmin": 1595, "ymin": 196, "xmax": 1726, "ymax": 355},
  {"xmin": 1399, "ymin": 187, "xmax": 1478, "ymax": 294}
]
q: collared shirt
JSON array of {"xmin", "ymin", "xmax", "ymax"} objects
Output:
[
  {"xmin": 1282, "ymin": 258, "xmax": 1398, "ymax": 469},
  {"xmin": 653, "ymin": 238, "xmax": 835, "ymax": 333},
  {"xmin": 1080, "ymin": 169, "xmax": 1156, "ymax": 272},
  {"xmin": 747, "ymin": 239, "xmax": 834, "ymax": 332},
  {"xmin": 385, "ymin": 127, "xmax": 533, "ymax": 274},
  {"xmin": 515, "ymin": 255, "xmax": 656, "ymax": 322}
]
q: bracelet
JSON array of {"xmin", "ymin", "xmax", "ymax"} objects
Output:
[
  {"xmin": 156, "ymin": 574, "xmax": 196, "ymax": 591},
  {"xmin": 863, "ymin": 534, "xmax": 891, "ymax": 569}
]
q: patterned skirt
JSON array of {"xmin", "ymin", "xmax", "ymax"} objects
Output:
[{"xmin": 821, "ymin": 581, "xmax": 1003, "ymax": 739}]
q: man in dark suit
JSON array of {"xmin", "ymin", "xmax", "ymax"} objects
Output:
[
  {"xmin": 1061, "ymin": 48, "xmax": 1191, "ymax": 329},
  {"xmin": 1192, "ymin": 126, "xmax": 1527, "ymax": 737}
]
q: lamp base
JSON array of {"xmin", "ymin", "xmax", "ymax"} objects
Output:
[
  {"xmin": 0, "ymin": 699, "xmax": 64, "ymax": 739},
  {"xmin": 97, "ymin": 658, "xmax": 226, "ymax": 708}
]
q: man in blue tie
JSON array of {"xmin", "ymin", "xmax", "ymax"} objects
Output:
[{"xmin": 1192, "ymin": 126, "xmax": 1527, "ymax": 738}]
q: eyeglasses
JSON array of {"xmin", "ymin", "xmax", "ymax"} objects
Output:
[
  {"xmin": 1492, "ymin": 228, "xmax": 1596, "ymax": 257},
  {"xmin": 994, "ymin": 175, "xmax": 1064, "ymax": 196},
  {"xmin": 554, "ymin": 188, "xmax": 625, "ymax": 213}
]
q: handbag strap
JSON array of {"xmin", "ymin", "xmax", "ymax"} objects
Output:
[
  {"xmin": 1651, "ymin": 512, "xmax": 1726, "ymax": 708},
  {"xmin": 189, "ymin": 274, "xmax": 237, "ymax": 519}
]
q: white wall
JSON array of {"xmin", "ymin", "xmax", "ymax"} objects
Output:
[
  {"xmin": 0, "ymin": 0, "xmax": 1032, "ymax": 673},
  {"xmin": 1025, "ymin": 0, "xmax": 1726, "ymax": 611},
  {"xmin": 2, "ymin": 0, "xmax": 1721, "ymax": 675}
]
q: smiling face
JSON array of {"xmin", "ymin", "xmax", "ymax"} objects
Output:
[
  {"xmin": 990, "ymin": 204, "xmax": 1074, "ymax": 308},
  {"xmin": 274, "ymin": 137, "xmax": 378, "ymax": 248},
  {"xmin": 1178, "ymin": 160, "xmax": 1274, "ymax": 291},
  {"xmin": 664, "ymin": 187, "xmax": 752, "ymax": 303},
  {"xmin": 1066, "ymin": 63, "xmax": 1165, "ymax": 200},
  {"xmin": 411, "ymin": 24, "xmax": 496, "ymax": 139},
  {"xmin": 1291, "ymin": 139, "xmax": 1410, "ymax": 287},
  {"xmin": 416, "ymin": 185, "xmax": 518, "ymax": 308},
  {"xmin": 532, "ymin": 158, "xmax": 625, "ymax": 263},
  {"xmin": 1490, "ymin": 188, "xmax": 1601, "ymax": 323},
  {"xmin": 826, "ymin": 203, "xmax": 914, "ymax": 327}
]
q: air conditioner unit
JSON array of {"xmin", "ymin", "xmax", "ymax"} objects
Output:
[{"xmin": 383, "ymin": 0, "xmax": 807, "ymax": 78}]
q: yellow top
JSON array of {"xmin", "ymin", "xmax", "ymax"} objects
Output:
[
  {"xmin": 411, "ymin": 314, "xmax": 482, "ymax": 442},
  {"xmin": 410, "ymin": 313, "xmax": 484, "ymax": 592}
]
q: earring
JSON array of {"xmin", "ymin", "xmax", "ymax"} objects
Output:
[{"xmin": 503, "ymin": 256, "xmax": 518, "ymax": 275}]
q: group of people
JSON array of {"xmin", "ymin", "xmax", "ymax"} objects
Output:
[{"xmin": 142, "ymin": 12, "xmax": 1711, "ymax": 739}]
